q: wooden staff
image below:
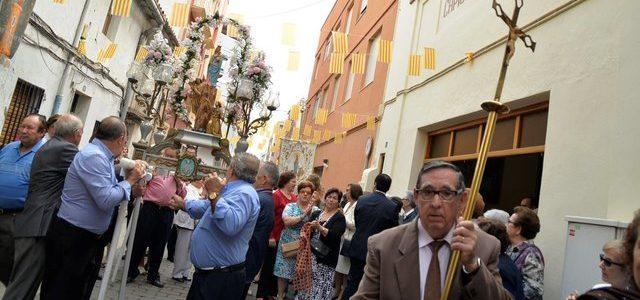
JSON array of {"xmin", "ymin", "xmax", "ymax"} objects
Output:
[{"xmin": 440, "ymin": 1, "xmax": 536, "ymax": 299}]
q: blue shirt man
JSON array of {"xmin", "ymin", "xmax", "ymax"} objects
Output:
[
  {"xmin": 0, "ymin": 139, "xmax": 45, "ymax": 210},
  {"xmin": 186, "ymin": 179, "xmax": 259, "ymax": 268},
  {"xmin": 57, "ymin": 138, "xmax": 131, "ymax": 234}
]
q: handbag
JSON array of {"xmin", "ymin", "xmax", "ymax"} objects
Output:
[
  {"xmin": 340, "ymin": 238, "xmax": 352, "ymax": 257},
  {"xmin": 282, "ymin": 240, "xmax": 300, "ymax": 258},
  {"xmin": 310, "ymin": 235, "xmax": 331, "ymax": 259}
]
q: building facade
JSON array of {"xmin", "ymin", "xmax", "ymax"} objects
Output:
[
  {"xmin": 300, "ymin": 0, "xmax": 398, "ymax": 189},
  {"xmin": 372, "ymin": 0, "xmax": 640, "ymax": 298},
  {"xmin": 0, "ymin": 0, "xmax": 176, "ymax": 147}
]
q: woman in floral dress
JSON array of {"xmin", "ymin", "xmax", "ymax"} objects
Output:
[{"xmin": 274, "ymin": 180, "xmax": 318, "ymax": 300}]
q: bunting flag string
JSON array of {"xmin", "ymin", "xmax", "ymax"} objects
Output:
[
  {"xmin": 424, "ymin": 47, "xmax": 436, "ymax": 70},
  {"xmin": 169, "ymin": 3, "xmax": 190, "ymax": 28},
  {"xmin": 104, "ymin": 43, "xmax": 118, "ymax": 59},
  {"xmin": 329, "ymin": 53, "xmax": 345, "ymax": 74},
  {"xmin": 378, "ymin": 39, "xmax": 392, "ymax": 63},
  {"xmin": 314, "ymin": 108, "xmax": 328, "ymax": 125},
  {"xmin": 367, "ymin": 116, "xmax": 376, "ymax": 130},
  {"xmin": 292, "ymin": 127, "xmax": 300, "ymax": 140},
  {"xmin": 341, "ymin": 112, "xmax": 357, "ymax": 129},
  {"xmin": 408, "ymin": 54, "xmax": 421, "ymax": 76},
  {"xmin": 466, "ymin": 52, "xmax": 475, "ymax": 62},
  {"xmin": 227, "ymin": 25, "xmax": 240, "ymax": 38},
  {"xmin": 303, "ymin": 125, "xmax": 312, "ymax": 137},
  {"xmin": 97, "ymin": 49, "xmax": 107, "ymax": 63},
  {"xmin": 335, "ymin": 131, "xmax": 344, "ymax": 144},
  {"xmin": 110, "ymin": 0, "xmax": 133, "ymax": 17},
  {"xmin": 283, "ymin": 119, "xmax": 293, "ymax": 132},
  {"xmin": 351, "ymin": 53, "xmax": 366, "ymax": 74},
  {"xmin": 289, "ymin": 105, "xmax": 301, "ymax": 121},
  {"xmin": 331, "ymin": 31, "xmax": 349, "ymax": 53},
  {"xmin": 174, "ymin": 46, "xmax": 187, "ymax": 57},
  {"xmin": 134, "ymin": 47, "xmax": 148, "ymax": 63},
  {"xmin": 282, "ymin": 23, "xmax": 297, "ymax": 46},
  {"xmin": 52, "ymin": 0, "xmax": 66, "ymax": 4},
  {"xmin": 323, "ymin": 129, "xmax": 332, "ymax": 141},
  {"xmin": 312, "ymin": 130, "xmax": 322, "ymax": 143},
  {"xmin": 287, "ymin": 51, "xmax": 300, "ymax": 71},
  {"xmin": 77, "ymin": 24, "xmax": 89, "ymax": 55}
]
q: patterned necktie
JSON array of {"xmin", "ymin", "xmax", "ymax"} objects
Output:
[{"xmin": 424, "ymin": 240, "xmax": 447, "ymax": 300}]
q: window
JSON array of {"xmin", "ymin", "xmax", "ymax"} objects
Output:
[
  {"xmin": 364, "ymin": 33, "xmax": 380, "ymax": 86},
  {"xmin": 312, "ymin": 90, "xmax": 323, "ymax": 118},
  {"xmin": 322, "ymin": 87, "xmax": 329, "ymax": 110},
  {"xmin": 330, "ymin": 75, "xmax": 341, "ymax": 111},
  {"xmin": 102, "ymin": 0, "xmax": 119, "ymax": 40},
  {"xmin": 345, "ymin": 7, "xmax": 353, "ymax": 33},
  {"xmin": 70, "ymin": 92, "xmax": 92, "ymax": 122},
  {"xmin": 360, "ymin": 0, "xmax": 368, "ymax": 14},
  {"xmin": 0, "ymin": 79, "xmax": 44, "ymax": 146},
  {"xmin": 344, "ymin": 63, "xmax": 355, "ymax": 102},
  {"xmin": 313, "ymin": 56, "xmax": 320, "ymax": 79},
  {"xmin": 323, "ymin": 39, "xmax": 332, "ymax": 61}
]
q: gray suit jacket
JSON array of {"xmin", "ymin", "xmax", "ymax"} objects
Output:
[
  {"xmin": 352, "ymin": 220, "xmax": 513, "ymax": 300},
  {"xmin": 13, "ymin": 136, "xmax": 78, "ymax": 238}
]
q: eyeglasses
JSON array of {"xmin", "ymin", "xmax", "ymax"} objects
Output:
[
  {"xmin": 415, "ymin": 188, "xmax": 463, "ymax": 202},
  {"xmin": 508, "ymin": 219, "xmax": 520, "ymax": 226},
  {"xmin": 599, "ymin": 253, "xmax": 624, "ymax": 268}
]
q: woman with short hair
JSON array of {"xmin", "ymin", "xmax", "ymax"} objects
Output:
[
  {"xmin": 333, "ymin": 183, "xmax": 363, "ymax": 299},
  {"xmin": 507, "ymin": 206, "xmax": 545, "ymax": 300}
]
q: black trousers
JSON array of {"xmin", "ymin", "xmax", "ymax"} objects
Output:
[
  {"xmin": 128, "ymin": 202, "xmax": 174, "ymax": 280},
  {"xmin": 341, "ymin": 258, "xmax": 366, "ymax": 300},
  {"xmin": 42, "ymin": 216, "xmax": 101, "ymax": 300},
  {"xmin": 256, "ymin": 245, "xmax": 278, "ymax": 298},
  {"xmin": 167, "ymin": 225, "xmax": 177, "ymax": 261},
  {"xmin": 187, "ymin": 268, "xmax": 246, "ymax": 300}
]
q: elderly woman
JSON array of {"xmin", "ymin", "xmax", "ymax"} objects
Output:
[
  {"xmin": 334, "ymin": 183, "xmax": 363, "ymax": 299},
  {"xmin": 399, "ymin": 190, "xmax": 417, "ymax": 225},
  {"xmin": 273, "ymin": 180, "xmax": 319, "ymax": 300},
  {"xmin": 507, "ymin": 206, "xmax": 545, "ymax": 300},
  {"xmin": 299, "ymin": 188, "xmax": 346, "ymax": 300}
]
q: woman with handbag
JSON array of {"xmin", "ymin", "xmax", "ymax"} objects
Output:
[
  {"xmin": 298, "ymin": 188, "xmax": 346, "ymax": 300},
  {"xmin": 333, "ymin": 183, "xmax": 363, "ymax": 299},
  {"xmin": 274, "ymin": 180, "xmax": 319, "ymax": 300}
]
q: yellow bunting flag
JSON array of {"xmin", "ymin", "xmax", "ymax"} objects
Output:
[
  {"xmin": 283, "ymin": 119, "xmax": 292, "ymax": 132},
  {"xmin": 289, "ymin": 105, "xmax": 301, "ymax": 121},
  {"xmin": 351, "ymin": 53, "xmax": 366, "ymax": 74},
  {"xmin": 134, "ymin": 47, "xmax": 148, "ymax": 63},
  {"xmin": 332, "ymin": 31, "xmax": 349, "ymax": 53},
  {"xmin": 111, "ymin": 0, "xmax": 133, "ymax": 17},
  {"xmin": 77, "ymin": 24, "xmax": 89, "ymax": 55},
  {"xmin": 287, "ymin": 51, "xmax": 300, "ymax": 71},
  {"xmin": 97, "ymin": 49, "xmax": 107, "ymax": 63},
  {"xmin": 104, "ymin": 43, "xmax": 118, "ymax": 59},
  {"xmin": 367, "ymin": 115, "xmax": 376, "ymax": 130},
  {"xmin": 342, "ymin": 113, "xmax": 357, "ymax": 128},
  {"xmin": 323, "ymin": 129, "xmax": 332, "ymax": 141},
  {"xmin": 282, "ymin": 23, "xmax": 296, "ymax": 46},
  {"xmin": 424, "ymin": 47, "xmax": 436, "ymax": 70},
  {"xmin": 408, "ymin": 54, "xmax": 421, "ymax": 76},
  {"xmin": 466, "ymin": 52, "xmax": 475, "ymax": 62},
  {"xmin": 335, "ymin": 132, "xmax": 344, "ymax": 144},
  {"xmin": 378, "ymin": 39, "xmax": 392, "ymax": 63},
  {"xmin": 303, "ymin": 125, "xmax": 312, "ymax": 137},
  {"xmin": 329, "ymin": 53, "xmax": 345, "ymax": 74},
  {"xmin": 52, "ymin": 0, "xmax": 66, "ymax": 4},
  {"xmin": 315, "ymin": 108, "xmax": 328, "ymax": 125},
  {"xmin": 169, "ymin": 3, "xmax": 190, "ymax": 28},
  {"xmin": 227, "ymin": 25, "xmax": 240, "ymax": 38},
  {"xmin": 313, "ymin": 130, "xmax": 322, "ymax": 143},
  {"xmin": 205, "ymin": 48, "xmax": 215, "ymax": 56},
  {"xmin": 292, "ymin": 127, "xmax": 300, "ymax": 140},
  {"xmin": 174, "ymin": 46, "xmax": 187, "ymax": 57}
]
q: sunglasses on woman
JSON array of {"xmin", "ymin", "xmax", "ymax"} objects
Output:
[{"xmin": 599, "ymin": 253, "xmax": 625, "ymax": 268}]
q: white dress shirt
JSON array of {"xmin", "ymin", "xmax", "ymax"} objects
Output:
[{"xmin": 418, "ymin": 220, "xmax": 454, "ymax": 300}]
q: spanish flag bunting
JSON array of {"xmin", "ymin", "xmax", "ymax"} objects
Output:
[
  {"xmin": 342, "ymin": 112, "xmax": 357, "ymax": 128},
  {"xmin": 329, "ymin": 53, "xmax": 345, "ymax": 74},
  {"xmin": 205, "ymin": 48, "xmax": 215, "ymax": 56},
  {"xmin": 315, "ymin": 108, "xmax": 328, "ymax": 125},
  {"xmin": 97, "ymin": 49, "xmax": 107, "ymax": 63},
  {"xmin": 335, "ymin": 132, "xmax": 344, "ymax": 144},
  {"xmin": 134, "ymin": 47, "xmax": 148, "ymax": 63},
  {"xmin": 313, "ymin": 130, "xmax": 322, "ymax": 143},
  {"xmin": 169, "ymin": 3, "xmax": 190, "ymax": 28},
  {"xmin": 290, "ymin": 105, "xmax": 301, "ymax": 120},
  {"xmin": 287, "ymin": 51, "xmax": 300, "ymax": 71},
  {"xmin": 77, "ymin": 24, "xmax": 89, "ymax": 55},
  {"xmin": 110, "ymin": 0, "xmax": 133, "ymax": 17},
  {"xmin": 104, "ymin": 43, "xmax": 118, "ymax": 59},
  {"xmin": 303, "ymin": 125, "xmax": 312, "ymax": 137},
  {"xmin": 351, "ymin": 53, "xmax": 366, "ymax": 74},
  {"xmin": 367, "ymin": 116, "xmax": 376, "ymax": 130},
  {"xmin": 408, "ymin": 54, "xmax": 421, "ymax": 76},
  {"xmin": 292, "ymin": 127, "xmax": 300, "ymax": 140},
  {"xmin": 424, "ymin": 47, "xmax": 436, "ymax": 70},
  {"xmin": 227, "ymin": 25, "xmax": 240, "ymax": 38},
  {"xmin": 282, "ymin": 23, "xmax": 296, "ymax": 46},
  {"xmin": 466, "ymin": 52, "xmax": 475, "ymax": 62},
  {"xmin": 378, "ymin": 39, "xmax": 392, "ymax": 63},
  {"xmin": 283, "ymin": 119, "xmax": 292, "ymax": 132},
  {"xmin": 332, "ymin": 31, "xmax": 349, "ymax": 53},
  {"xmin": 174, "ymin": 46, "xmax": 187, "ymax": 57},
  {"xmin": 52, "ymin": 0, "xmax": 66, "ymax": 4},
  {"xmin": 323, "ymin": 129, "xmax": 332, "ymax": 141}
]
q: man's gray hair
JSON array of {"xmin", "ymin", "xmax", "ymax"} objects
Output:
[
  {"xmin": 231, "ymin": 153, "xmax": 260, "ymax": 184},
  {"xmin": 416, "ymin": 160, "xmax": 466, "ymax": 191},
  {"xmin": 54, "ymin": 114, "xmax": 83, "ymax": 138},
  {"xmin": 261, "ymin": 161, "xmax": 279, "ymax": 188}
]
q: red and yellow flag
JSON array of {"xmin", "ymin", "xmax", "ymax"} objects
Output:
[
  {"xmin": 329, "ymin": 53, "xmax": 345, "ymax": 74},
  {"xmin": 313, "ymin": 130, "xmax": 322, "ymax": 144},
  {"xmin": 335, "ymin": 132, "xmax": 344, "ymax": 144},
  {"xmin": 351, "ymin": 53, "xmax": 366, "ymax": 74},
  {"xmin": 170, "ymin": 3, "xmax": 190, "ymax": 27},
  {"xmin": 282, "ymin": 23, "xmax": 296, "ymax": 46},
  {"xmin": 332, "ymin": 31, "xmax": 349, "ymax": 53},
  {"xmin": 287, "ymin": 51, "xmax": 300, "ymax": 71},
  {"xmin": 289, "ymin": 105, "xmax": 301, "ymax": 121},
  {"xmin": 292, "ymin": 127, "xmax": 300, "ymax": 140},
  {"xmin": 323, "ymin": 129, "xmax": 332, "ymax": 141},
  {"xmin": 303, "ymin": 125, "xmax": 312, "ymax": 137},
  {"xmin": 104, "ymin": 43, "xmax": 118, "ymax": 59},
  {"xmin": 424, "ymin": 47, "xmax": 436, "ymax": 70},
  {"xmin": 378, "ymin": 39, "xmax": 392, "ymax": 63},
  {"xmin": 408, "ymin": 54, "xmax": 421, "ymax": 76},
  {"xmin": 367, "ymin": 116, "xmax": 376, "ymax": 130},
  {"xmin": 111, "ymin": 0, "xmax": 133, "ymax": 17},
  {"xmin": 134, "ymin": 47, "xmax": 148, "ymax": 63},
  {"xmin": 315, "ymin": 108, "xmax": 328, "ymax": 126}
]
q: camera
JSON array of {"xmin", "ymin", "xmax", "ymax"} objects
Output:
[{"xmin": 118, "ymin": 157, "xmax": 153, "ymax": 182}]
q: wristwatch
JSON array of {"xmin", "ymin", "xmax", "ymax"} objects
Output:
[
  {"xmin": 208, "ymin": 192, "xmax": 219, "ymax": 201},
  {"xmin": 462, "ymin": 257, "xmax": 481, "ymax": 275}
]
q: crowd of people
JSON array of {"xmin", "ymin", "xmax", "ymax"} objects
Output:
[{"xmin": 0, "ymin": 113, "xmax": 639, "ymax": 300}]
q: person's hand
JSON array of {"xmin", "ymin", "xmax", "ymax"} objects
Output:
[
  {"xmin": 268, "ymin": 238, "xmax": 276, "ymax": 248},
  {"xmin": 204, "ymin": 172, "xmax": 226, "ymax": 194},
  {"xmin": 169, "ymin": 195, "xmax": 186, "ymax": 211},
  {"xmin": 132, "ymin": 180, "xmax": 147, "ymax": 198},
  {"xmin": 126, "ymin": 160, "xmax": 146, "ymax": 185},
  {"xmin": 452, "ymin": 217, "xmax": 479, "ymax": 273},
  {"xmin": 310, "ymin": 220, "xmax": 320, "ymax": 230},
  {"xmin": 566, "ymin": 291, "xmax": 579, "ymax": 300}
]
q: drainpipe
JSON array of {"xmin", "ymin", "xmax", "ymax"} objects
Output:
[{"xmin": 51, "ymin": 0, "xmax": 92, "ymax": 114}]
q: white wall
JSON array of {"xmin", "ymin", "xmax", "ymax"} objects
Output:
[{"xmin": 375, "ymin": 0, "xmax": 640, "ymax": 298}]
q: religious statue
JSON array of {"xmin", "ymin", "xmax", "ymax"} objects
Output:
[
  {"xmin": 206, "ymin": 101, "xmax": 223, "ymax": 136},
  {"xmin": 189, "ymin": 80, "xmax": 217, "ymax": 132}
]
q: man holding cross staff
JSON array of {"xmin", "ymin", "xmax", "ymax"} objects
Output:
[{"xmin": 351, "ymin": 0, "xmax": 536, "ymax": 299}]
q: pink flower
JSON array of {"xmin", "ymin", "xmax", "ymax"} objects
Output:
[
  {"xmin": 253, "ymin": 67, "xmax": 262, "ymax": 74},
  {"xmin": 154, "ymin": 51, "xmax": 162, "ymax": 59}
]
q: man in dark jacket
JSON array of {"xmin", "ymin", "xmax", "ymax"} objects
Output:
[
  {"xmin": 3, "ymin": 114, "xmax": 83, "ymax": 300},
  {"xmin": 342, "ymin": 173, "xmax": 398, "ymax": 300},
  {"xmin": 242, "ymin": 161, "xmax": 278, "ymax": 298}
]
